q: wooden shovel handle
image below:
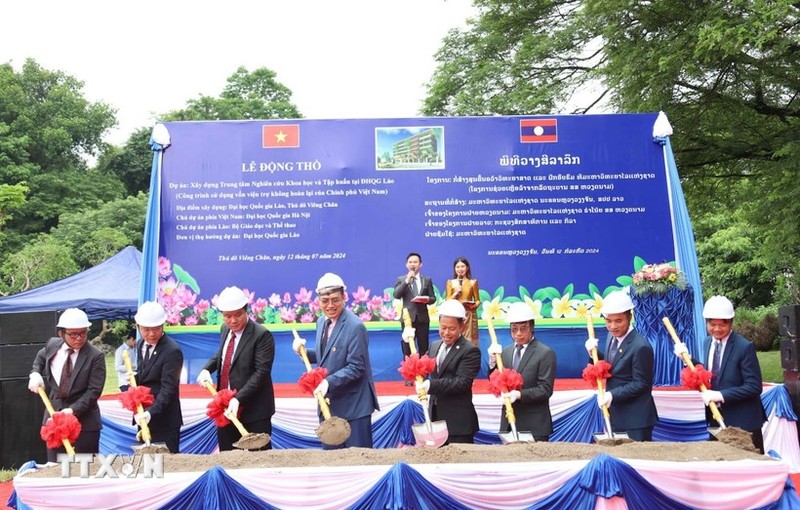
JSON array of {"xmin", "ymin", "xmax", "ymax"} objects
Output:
[
  {"xmin": 662, "ymin": 317, "xmax": 726, "ymax": 426},
  {"xmin": 37, "ymin": 386, "xmax": 75, "ymax": 456},
  {"xmin": 122, "ymin": 350, "xmax": 152, "ymax": 444},
  {"xmin": 486, "ymin": 317, "xmax": 519, "ymax": 425},
  {"xmin": 294, "ymin": 330, "xmax": 333, "ymax": 420},
  {"xmin": 586, "ymin": 314, "xmax": 611, "ymax": 420},
  {"xmin": 202, "ymin": 381, "xmax": 250, "ymax": 437}
]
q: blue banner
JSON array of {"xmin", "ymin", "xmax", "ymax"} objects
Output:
[{"xmin": 156, "ymin": 114, "xmax": 675, "ymax": 327}]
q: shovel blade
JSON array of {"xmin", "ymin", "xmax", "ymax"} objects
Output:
[
  {"xmin": 593, "ymin": 432, "xmax": 632, "ymax": 445},
  {"xmin": 233, "ymin": 432, "xmax": 271, "ymax": 450},
  {"xmin": 131, "ymin": 442, "xmax": 170, "ymax": 455},
  {"xmin": 499, "ymin": 431, "xmax": 535, "ymax": 444},
  {"xmin": 412, "ymin": 420, "xmax": 448, "ymax": 448}
]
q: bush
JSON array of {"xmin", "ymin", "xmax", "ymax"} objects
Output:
[{"xmin": 735, "ymin": 307, "xmax": 780, "ymax": 351}]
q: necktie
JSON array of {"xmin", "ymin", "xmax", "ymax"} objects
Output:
[
  {"xmin": 57, "ymin": 348, "xmax": 74, "ymax": 399},
  {"xmin": 512, "ymin": 344, "xmax": 524, "ymax": 370},
  {"xmin": 437, "ymin": 344, "xmax": 449, "ymax": 368},
  {"xmin": 409, "ymin": 277, "xmax": 419, "ymax": 297},
  {"xmin": 320, "ymin": 319, "xmax": 332, "ymax": 354},
  {"xmin": 712, "ymin": 340, "xmax": 722, "ymax": 375},
  {"xmin": 144, "ymin": 344, "xmax": 152, "ymax": 365},
  {"xmin": 219, "ymin": 331, "xmax": 236, "ymax": 390},
  {"xmin": 608, "ymin": 338, "xmax": 620, "ymax": 363}
]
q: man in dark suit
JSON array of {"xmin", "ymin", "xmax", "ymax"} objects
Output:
[
  {"xmin": 197, "ymin": 286, "xmax": 275, "ymax": 451},
  {"xmin": 674, "ymin": 295, "xmax": 767, "ymax": 453},
  {"xmin": 29, "ymin": 308, "xmax": 105, "ymax": 462},
  {"xmin": 292, "ymin": 273, "xmax": 380, "ymax": 448},
  {"xmin": 585, "ymin": 290, "xmax": 658, "ymax": 441},
  {"xmin": 416, "ymin": 299, "xmax": 481, "ymax": 444},
  {"xmin": 487, "ymin": 302, "xmax": 556, "ymax": 441},
  {"xmin": 394, "ymin": 252, "xmax": 436, "ymax": 359},
  {"xmin": 133, "ymin": 301, "xmax": 183, "ymax": 453}
]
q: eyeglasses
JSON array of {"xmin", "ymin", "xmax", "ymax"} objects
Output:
[
  {"xmin": 319, "ymin": 297, "xmax": 344, "ymax": 307},
  {"xmin": 64, "ymin": 330, "xmax": 87, "ymax": 339}
]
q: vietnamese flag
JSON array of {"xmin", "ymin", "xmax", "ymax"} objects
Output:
[
  {"xmin": 262, "ymin": 124, "xmax": 300, "ymax": 148},
  {"xmin": 520, "ymin": 118, "xmax": 558, "ymax": 143}
]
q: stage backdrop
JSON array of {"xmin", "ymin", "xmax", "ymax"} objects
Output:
[{"xmin": 142, "ymin": 114, "xmax": 703, "ymax": 381}]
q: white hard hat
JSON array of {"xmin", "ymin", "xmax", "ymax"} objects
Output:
[
  {"xmin": 703, "ymin": 295, "xmax": 735, "ymax": 319},
  {"xmin": 506, "ymin": 302, "xmax": 535, "ymax": 323},
  {"xmin": 599, "ymin": 291, "xmax": 634, "ymax": 315},
  {"xmin": 438, "ymin": 299, "xmax": 466, "ymax": 320},
  {"xmin": 316, "ymin": 273, "xmax": 346, "ymax": 293},
  {"xmin": 135, "ymin": 301, "xmax": 167, "ymax": 327},
  {"xmin": 216, "ymin": 286, "xmax": 249, "ymax": 311},
  {"xmin": 57, "ymin": 308, "xmax": 92, "ymax": 329}
]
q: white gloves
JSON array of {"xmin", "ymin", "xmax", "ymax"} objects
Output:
[
  {"xmin": 292, "ymin": 336, "xmax": 306, "ymax": 354},
  {"xmin": 28, "ymin": 372, "xmax": 44, "ymax": 393},
  {"xmin": 401, "ymin": 327, "xmax": 416, "ymax": 344},
  {"xmin": 60, "ymin": 407, "xmax": 74, "ymax": 415},
  {"xmin": 502, "ymin": 390, "xmax": 521, "ymax": 404},
  {"xmin": 196, "ymin": 369, "xmax": 212, "ymax": 386},
  {"xmin": 314, "ymin": 379, "xmax": 329, "ymax": 397},
  {"xmin": 225, "ymin": 397, "xmax": 239, "ymax": 418},
  {"xmin": 415, "ymin": 379, "xmax": 430, "ymax": 394},
  {"xmin": 597, "ymin": 391, "xmax": 613, "ymax": 408},
  {"xmin": 135, "ymin": 411, "xmax": 151, "ymax": 426},
  {"xmin": 584, "ymin": 337, "xmax": 599, "ymax": 354},
  {"xmin": 487, "ymin": 344, "xmax": 503, "ymax": 356},
  {"xmin": 673, "ymin": 342, "xmax": 689, "ymax": 358},
  {"xmin": 701, "ymin": 390, "xmax": 724, "ymax": 406}
]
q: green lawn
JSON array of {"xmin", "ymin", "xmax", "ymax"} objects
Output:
[
  {"xmin": 103, "ymin": 352, "xmax": 120, "ymax": 396},
  {"xmin": 757, "ymin": 350, "xmax": 782, "ymax": 383}
]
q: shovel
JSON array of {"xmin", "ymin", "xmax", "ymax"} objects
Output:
[
  {"xmin": 202, "ymin": 381, "xmax": 271, "ymax": 450},
  {"xmin": 486, "ymin": 318, "xmax": 534, "ymax": 443},
  {"xmin": 403, "ymin": 309, "xmax": 449, "ymax": 448},
  {"xmin": 122, "ymin": 351, "xmax": 169, "ymax": 454},
  {"xmin": 662, "ymin": 317, "xmax": 727, "ymax": 434},
  {"xmin": 585, "ymin": 315, "xmax": 628, "ymax": 444},
  {"xmin": 294, "ymin": 330, "xmax": 351, "ymax": 446},
  {"xmin": 36, "ymin": 387, "xmax": 77, "ymax": 456}
]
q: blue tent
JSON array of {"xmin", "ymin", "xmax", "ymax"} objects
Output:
[{"xmin": 0, "ymin": 246, "xmax": 141, "ymax": 320}]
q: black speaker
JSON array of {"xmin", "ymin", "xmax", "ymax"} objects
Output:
[
  {"xmin": 0, "ymin": 343, "xmax": 46, "ymax": 380},
  {"xmin": 779, "ymin": 305, "xmax": 800, "ymax": 339},
  {"xmin": 781, "ymin": 338, "xmax": 800, "ymax": 371},
  {"xmin": 0, "ymin": 378, "xmax": 47, "ymax": 468},
  {"xmin": 0, "ymin": 311, "xmax": 58, "ymax": 345}
]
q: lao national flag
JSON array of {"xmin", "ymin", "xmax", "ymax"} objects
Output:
[
  {"xmin": 520, "ymin": 118, "xmax": 557, "ymax": 143},
  {"xmin": 262, "ymin": 124, "xmax": 300, "ymax": 148}
]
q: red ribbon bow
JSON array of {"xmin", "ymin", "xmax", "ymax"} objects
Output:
[
  {"xmin": 398, "ymin": 354, "xmax": 436, "ymax": 382},
  {"xmin": 40, "ymin": 411, "xmax": 82, "ymax": 448},
  {"xmin": 489, "ymin": 369, "xmax": 524, "ymax": 396},
  {"xmin": 582, "ymin": 361, "xmax": 612, "ymax": 387},
  {"xmin": 206, "ymin": 389, "xmax": 239, "ymax": 427},
  {"xmin": 298, "ymin": 367, "xmax": 329, "ymax": 395},
  {"xmin": 681, "ymin": 364, "xmax": 713, "ymax": 391},
  {"xmin": 119, "ymin": 385, "xmax": 155, "ymax": 412}
]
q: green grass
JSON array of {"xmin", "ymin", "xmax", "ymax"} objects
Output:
[
  {"xmin": 0, "ymin": 469, "xmax": 14, "ymax": 482},
  {"xmin": 757, "ymin": 350, "xmax": 782, "ymax": 383},
  {"xmin": 103, "ymin": 352, "xmax": 119, "ymax": 396}
]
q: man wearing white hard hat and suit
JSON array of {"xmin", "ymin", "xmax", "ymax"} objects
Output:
[
  {"xmin": 134, "ymin": 301, "xmax": 184, "ymax": 453},
  {"xmin": 673, "ymin": 295, "xmax": 766, "ymax": 453},
  {"xmin": 293, "ymin": 273, "xmax": 379, "ymax": 448},
  {"xmin": 487, "ymin": 302, "xmax": 556, "ymax": 442},
  {"xmin": 584, "ymin": 290, "xmax": 658, "ymax": 441},
  {"xmin": 29, "ymin": 308, "xmax": 106, "ymax": 461},
  {"xmin": 197, "ymin": 286, "xmax": 275, "ymax": 451},
  {"xmin": 416, "ymin": 299, "xmax": 481, "ymax": 444}
]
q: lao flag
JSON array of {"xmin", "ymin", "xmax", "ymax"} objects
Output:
[
  {"xmin": 262, "ymin": 124, "xmax": 300, "ymax": 148},
  {"xmin": 520, "ymin": 118, "xmax": 557, "ymax": 143}
]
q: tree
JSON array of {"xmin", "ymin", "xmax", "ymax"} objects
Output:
[
  {"xmin": 0, "ymin": 59, "xmax": 120, "ymax": 251},
  {"xmin": 164, "ymin": 66, "xmax": 302, "ymax": 121},
  {"xmin": 50, "ymin": 193, "xmax": 148, "ymax": 269},
  {"xmin": 95, "ymin": 127, "xmax": 154, "ymax": 195},
  {"xmin": 0, "ymin": 236, "xmax": 79, "ymax": 295},
  {"xmin": 423, "ymin": 0, "xmax": 800, "ymax": 305}
]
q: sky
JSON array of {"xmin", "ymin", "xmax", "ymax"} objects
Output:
[{"xmin": 1, "ymin": 0, "xmax": 476, "ymax": 145}]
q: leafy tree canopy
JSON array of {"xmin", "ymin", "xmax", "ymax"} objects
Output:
[{"xmin": 423, "ymin": 0, "xmax": 800, "ymax": 304}]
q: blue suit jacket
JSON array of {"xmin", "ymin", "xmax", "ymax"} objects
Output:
[
  {"xmin": 308, "ymin": 309, "xmax": 379, "ymax": 420},
  {"xmin": 705, "ymin": 331, "xmax": 767, "ymax": 431},
  {"xmin": 604, "ymin": 329, "xmax": 659, "ymax": 430}
]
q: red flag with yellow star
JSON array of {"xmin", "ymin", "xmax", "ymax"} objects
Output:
[{"xmin": 262, "ymin": 124, "xmax": 300, "ymax": 148}]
